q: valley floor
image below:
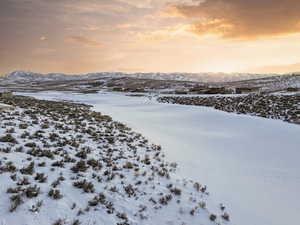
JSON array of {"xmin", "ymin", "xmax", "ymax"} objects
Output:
[{"xmin": 19, "ymin": 91, "xmax": 300, "ymax": 225}]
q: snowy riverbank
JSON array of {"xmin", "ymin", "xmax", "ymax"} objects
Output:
[
  {"xmin": 19, "ymin": 91, "xmax": 300, "ymax": 225},
  {"xmin": 0, "ymin": 95, "xmax": 228, "ymax": 225}
]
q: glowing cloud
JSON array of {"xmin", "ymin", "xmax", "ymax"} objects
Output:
[{"xmin": 166, "ymin": 0, "xmax": 300, "ymax": 39}]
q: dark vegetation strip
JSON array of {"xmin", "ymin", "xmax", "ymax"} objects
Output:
[{"xmin": 158, "ymin": 94, "xmax": 300, "ymax": 125}]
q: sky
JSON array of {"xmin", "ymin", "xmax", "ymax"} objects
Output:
[{"xmin": 1, "ymin": 0, "xmax": 300, "ymax": 75}]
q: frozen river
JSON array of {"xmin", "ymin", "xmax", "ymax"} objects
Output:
[{"xmin": 21, "ymin": 91, "xmax": 300, "ymax": 225}]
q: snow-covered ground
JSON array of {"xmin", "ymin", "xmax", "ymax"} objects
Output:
[
  {"xmin": 0, "ymin": 103, "xmax": 13, "ymax": 109},
  {"xmin": 0, "ymin": 103, "xmax": 11, "ymax": 107},
  {"xmin": 20, "ymin": 91, "xmax": 300, "ymax": 225},
  {"xmin": 2, "ymin": 98, "xmax": 227, "ymax": 225}
]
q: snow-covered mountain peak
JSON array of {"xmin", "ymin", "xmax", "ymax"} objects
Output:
[
  {"xmin": 6, "ymin": 70, "xmax": 40, "ymax": 80},
  {"xmin": 4, "ymin": 71, "xmax": 78, "ymax": 82}
]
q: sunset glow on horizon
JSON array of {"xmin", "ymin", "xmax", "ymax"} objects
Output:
[{"xmin": 1, "ymin": 0, "xmax": 300, "ymax": 75}]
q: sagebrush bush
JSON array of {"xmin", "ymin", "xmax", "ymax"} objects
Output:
[
  {"xmin": 20, "ymin": 162, "xmax": 35, "ymax": 175},
  {"xmin": 71, "ymin": 160, "xmax": 88, "ymax": 173},
  {"xmin": 0, "ymin": 134, "xmax": 17, "ymax": 143},
  {"xmin": 73, "ymin": 180, "xmax": 95, "ymax": 193},
  {"xmin": 10, "ymin": 194, "xmax": 23, "ymax": 212},
  {"xmin": 48, "ymin": 189, "xmax": 63, "ymax": 200},
  {"xmin": 209, "ymin": 214, "xmax": 217, "ymax": 222},
  {"xmin": 25, "ymin": 185, "xmax": 40, "ymax": 198}
]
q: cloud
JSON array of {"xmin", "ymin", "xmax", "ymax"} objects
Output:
[
  {"xmin": 40, "ymin": 36, "xmax": 47, "ymax": 41},
  {"xmin": 63, "ymin": 0, "xmax": 140, "ymax": 15},
  {"xmin": 116, "ymin": 0, "xmax": 175, "ymax": 9},
  {"xmin": 65, "ymin": 36, "xmax": 103, "ymax": 48},
  {"xmin": 136, "ymin": 24, "xmax": 190, "ymax": 41},
  {"xmin": 165, "ymin": 0, "xmax": 300, "ymax": 40}
]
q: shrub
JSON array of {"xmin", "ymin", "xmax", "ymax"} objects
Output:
[
  {"xmin": 199, "ymin": 201, "xmax": 206, "ymax": 209},
  {"xmin": 48, "ymin": 189, "xmax": 63, "ymax": 200},
  {"xmin": 10, "ymin": 194, "xmax": 24, "ymax": 212},
  {"xmin": 20, "ymin": 131, "xmax": 30, "ymax": 139},
  {"xmin": 116, "ymin": 212, "xmax": 128, "ymax": 220},
  {"xmin": 209, "ymin": 214, "xmax": 217, "ymax": 222},
  {"xmin": 159, "ymin": 194, "xmax": 172, "ymax": 205},
  {"xmin": 19, "ymin": 124, "xmax": 28, "ymax": 129},
  {"xmin": 7, "ymin": 187, "xmax": 21, "ymax": 194},
  {"xmin": 15, "ymin": 146, "xmax": 23, "ymax": 152},
  {"xmin": 25, "ymin": 142, "xmax": 36, "ymax": 148},
  {"xmin": 72, "ymin": 220, "xmax": 81, "ymax": 225},
  {"xmin": 222, "ymin": 213, "xmax": 230, "ymax": 221},
  {"xmin": 123, "ymin": 162, "xmax": 134, "ymax": 169},
  {"xmin": 71, "ymin": 203, "xmax": 76, "ymax": 210},
  {"xmin": 193, "ymin": 182, "xmax": 201, "ymax": 192},
  {"xmin": 38, "ymin": 162, "xmax": 46, "ymax": 167},
  {"xmin": 75, "ymin": 150, "xmax": 87, "ymax": 159},
  {"xmin": 51, "ymin": 176, "xmax": 65, "ymax": 188},
  {"xmin": 73, "ymin": 180, "xmax": 95, "ymax": 193},
  {"xmin": 29, "ymin": 200, "xmax": 43, "ymax": 213},
  {"xmin": 0, "ymin": 162, "xmax": 17, "ymax": 173},
  {"xmin": 51, "ymin": 160, "xmax": 65, "ymax": 168},
  {"xmin": 0, "ymin": 134, "xmax": 17, "ymax": 143},
  {"xmin": 10, "ymin": 174, "xmax": 17, "ymax": 181},
  {"xmin": 170, "ymin": 187, "xmax": 182, "ymax": 196},
  {"xmin": 6, "ymin": 128, "xmax": 15, "ymax": 134},
  {"xmin": 0, "ymin": 147, "xmax": 11, "ymax": 153},
  {"xmin": 52, "ymin": 219, "xmax": 65, "ymax": 225},
  {"xmin": 34, "ymin": 173, "xmax": 47, "ymax": 183},
  {"xmin": 124, "ymin": 184, "xmax": 135, "ymax": 197},
  {"xmin": 41, "ymin": 124, "xmax": 49, "ymax": 129},
  {"xmin": 20, "ymin": 162, "xmax": 35, "ymax": 175},
  {"xmin": 17, "ymin": 177, "xmax": 30, "ymax": 186},
  {"xmin": 29, "ymin": 201, "xmax": 43, "ymax": 213},
  {"xmin": 106, "ymin": 136, "xmax": 114, "ymax": 144},
  {"xmin": 87, "ymin": 159, "xmax": 101, "ymax": 170},
  {"xmin": 71, "ymin": 160, "xmax": 88, "ymax": 173},
  {"xmin": 25, "ymin": 185, "xmax": 40, "ymax": 198}
]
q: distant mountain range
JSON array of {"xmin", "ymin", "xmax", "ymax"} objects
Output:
[{"xmin": 1, "ymin": 70, "xmax": 290, "ymax": 83}]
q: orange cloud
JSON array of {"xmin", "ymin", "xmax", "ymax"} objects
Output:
[
  {"xmin": 165, "ymin": 0, "xmax": 300, "ymax": 40},
  {"xmin": 40, "ymin": 36, "xmax": 47, "ymax": 41},
  {"xmin": 65, "ymin": 36, "xmax": 103, "ymax": 48},
  {"xmin": 136, "ymin": 24, "xmax": 189, "ymax": 41}
]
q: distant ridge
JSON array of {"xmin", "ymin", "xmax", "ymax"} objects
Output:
[{"xmin": 2, "ymin": 70, "xmax": 286, "ymax": 83}]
